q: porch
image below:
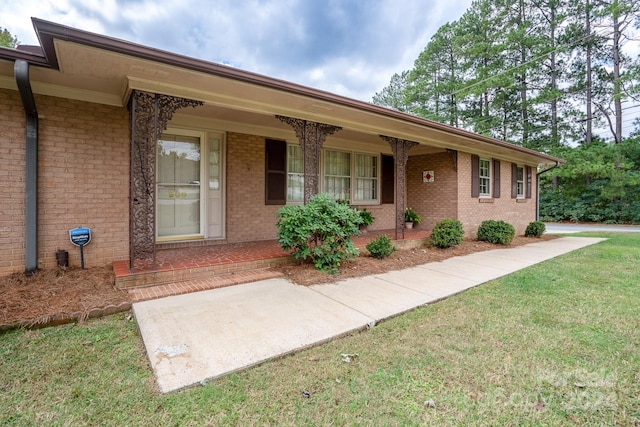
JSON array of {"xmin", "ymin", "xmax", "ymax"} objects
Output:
[{"xmin": 114, "ymin": 229, "xmax": 430, "ymax": 302}]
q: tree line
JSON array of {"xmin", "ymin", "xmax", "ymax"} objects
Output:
[{"xmin": 373, "ymin": 0, "xmax": 640, "ymax": 224}]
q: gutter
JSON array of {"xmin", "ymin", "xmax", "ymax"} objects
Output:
[
  {"xmin": 536, "ymin": 161, "xmax": 560, "ymax": 221},
  {"xmin": 14, "ymin": 60, "xmax": 39, "ymax": 276}
]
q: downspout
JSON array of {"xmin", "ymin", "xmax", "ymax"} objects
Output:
[
  {"xmin": 536, "ymin": 161, "xmax": 560, "ymax": 221},
  {"xmin": 15, "ymin": 60, "xmax": 39, "ymax": 276}
]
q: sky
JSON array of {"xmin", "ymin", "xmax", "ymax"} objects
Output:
[{"xmin": 2, "ymin": 0, "xmax": 472, "ymax": 102}]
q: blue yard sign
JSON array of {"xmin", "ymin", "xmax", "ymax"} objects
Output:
[
  {"xmin": 69, "ymin": 227, "xmax": 91, "ymax": 246},
  {"xmin": 69, "ymin": 227, "xmax": 91, "ymax": 269}
]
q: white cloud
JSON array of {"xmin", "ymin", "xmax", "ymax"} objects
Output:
[{"xmin": 2, "ymin": 0, "xmax": 472, "ymax": 101}]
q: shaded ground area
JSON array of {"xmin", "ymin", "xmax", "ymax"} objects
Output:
[{"xmin": 0, "ymin": 235, "xmax": 556, "ymax": 328}]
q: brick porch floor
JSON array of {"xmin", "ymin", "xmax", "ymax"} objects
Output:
[{"xmin": 114, "ymin": 228, "xmax": 430, "ymax": 303}]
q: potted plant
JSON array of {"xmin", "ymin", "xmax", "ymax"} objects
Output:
[
  {"xmin": 404, "ymin": 207, "xmax": 421, "ymax": 229},
  {"xmin": 358, "ymin": 208, "xmax": 375, "ymax": 233}
]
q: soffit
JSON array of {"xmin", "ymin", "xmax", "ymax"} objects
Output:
[{"xmin": 0, "ymin": 59, "xmax": 17, "ymax": 90}]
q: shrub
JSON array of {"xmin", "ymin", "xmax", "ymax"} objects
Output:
[
  {"xmin": 430, "ymin": 219, "xmax": 464, "ymax": 248},
  {"xmin": 404, "ymin": 207, "xmax": 422, "ymax": 224},
  {"xmin": 477, "ymin": 220, "xmax": 515, "ymax": 245},
  {"xmin": 276, "ymin": 193, "xmax": 361, "ymax": 274},
  {"xmin": 525, "ymin": 221, "xmax": 546, "ymax": 237},
  {"xmin": 366, "ymin": 235, "xmax": 396, "ymax": 259},
  {"xmin": 359, "ymin": 208, "xmax": 375, "ymax": 226}
]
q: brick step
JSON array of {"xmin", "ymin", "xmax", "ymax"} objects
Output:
[
  {"xmin": 113, "ymin": 256, "xmax": 292, "ymax": 289},
  {"xmin": 127, "ymin": 269, "xmax": 285, "ymax": 303}
]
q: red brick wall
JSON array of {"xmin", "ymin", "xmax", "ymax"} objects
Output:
[
  {"xmin": 407, "ymin": 152, "xmax": 458, "ymax": 231},
  {"xmin": 0, "ymin": 89, "xmax": 27, "ymax": 275},
  {"xmin": 357, "ymin": 204, "xmax": 396, "ymax": 231},
  {"xmin": 457, "ymin": 152, "xmax": 536, "ymax": 238},
  {"xmin": 225, "ymin": 132, "xmax": 281, "ymax": 241},
  {"xmin": 0, "ymin": 90, "xmax": 130, "ymax": 275}
]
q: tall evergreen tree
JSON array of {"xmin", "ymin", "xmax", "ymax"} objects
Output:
[
  {"xmin": 592, "ymin": 0, "xmax": 640, "ymax": 144},
  {"xmin": 0, "ymin": 27, "xmax": 19, "ymax": 48},
  {"xmin": 406, "ymin": 22, "xmax": 462, "ymax": 126},
  {"xmin": 371, "ymin": 71, "xmax": 411, "ymax": 112},
  {"xmin": 457, "ymin": 0, "xmax": 510, "ymax": 136}
]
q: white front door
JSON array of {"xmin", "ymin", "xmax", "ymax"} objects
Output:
[
  {"xmin": 156, "ymin": 130, "xmax": 225, "ymax": 241},
  {"xmin": 157, "ymin": 132, "xmax": 203, "ymax": 239}
]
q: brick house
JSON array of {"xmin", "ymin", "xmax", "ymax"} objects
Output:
[{"xmin": 0, "ymin": 19, "xmax": 562, "ymax": 277}]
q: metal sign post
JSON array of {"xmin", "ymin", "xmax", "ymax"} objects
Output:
[{"xmin": 69, "ymin": 227, "xmax": 91, "ymax": 269}]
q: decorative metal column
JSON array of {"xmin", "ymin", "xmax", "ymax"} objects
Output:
[
  {"xmin": 129, "ymin": 90, "xmax": 203, "ymax": 270},
  {"xmin": 276, "ymin": 116, "xmax": 342, "ymax": 203},
  {"xmin": 446, "ymin": 148, "xmax": 458, "ymax": 171},
  {"xmin": 380, "ymin": 136, "xmax": 418, "ymax": 240}
]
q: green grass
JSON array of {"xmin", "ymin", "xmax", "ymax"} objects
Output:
[{"xmin": 2, "ymin": 233, "xmax": 639, "ymax": 426}]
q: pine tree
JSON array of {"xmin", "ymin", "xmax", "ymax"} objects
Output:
[{"xmin": 0, "ymin": 27, "xmax": 20, "ymax": 48}]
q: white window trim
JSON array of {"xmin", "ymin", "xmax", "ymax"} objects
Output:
[
  {"xmin": 479, "ymin": 158, "xmax": 491, "ymax": 198},
  {"xmin": 321, "ymin": 148, "xmax": 381, "ymax": 205},
  {"xmin": 286, "ymin": 143, "xmax": 305, "ymax": 204},
  {"xmin": 516, "ymin": 165, "xmax": 525, "ymax": 199}
]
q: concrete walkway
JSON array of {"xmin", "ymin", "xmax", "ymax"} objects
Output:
[
  {"xmin": 545, "ymin": 222, "xmax": 640, "ymax": 234},
  {"xmin": 133, "ymin": 236, "xmax": 605, "ymax": 393}
]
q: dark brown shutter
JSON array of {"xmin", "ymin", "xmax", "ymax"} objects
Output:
[
  {"xmin": 471, "ymin": 154, "xmax": 480, "ymax": 198},
  {"xmin": 526, "ymin": 166, "xmax": 532, "ymax": 199},
  {"xmin": 493, "ymin": 159, "xmax": 501, "ymax": 198},
  {"xmin": 265, "ymin": 139, "xmax": 286, "ymax": 205},
  {"xmin": 511, "ymin": 163, "xmax": 518, "ymax": 199},
  {"xmin": 381, "ymin": 154, "xmax": 394, "ymax": 204}
]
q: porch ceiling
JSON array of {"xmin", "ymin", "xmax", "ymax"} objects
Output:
[{"xmin": 0, "ymin": 18, "xmax": 563, "ymax": 166}]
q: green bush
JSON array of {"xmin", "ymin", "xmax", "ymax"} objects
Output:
[
  {"xmin": 276, "ymin": 193, "xmax": 361, "ymax": 274},
  {"xmin": 404, "ymin": 207, "xmax": 422, "ymax": 224},
  {"xmin": 359, "ymin": 208, "xmax": 375, "ymax": 226},
  {"xmin": 430, "ymin": 219, "xmax": 464, "ymax": 248},
  {"xmin": 525, "ymin": 221, "xmax": 546, "ymax": 237},
  {"xmin": 366, "ymin": 235, "xmax": 396, "ymax": 259},
  {"xmin": 477, "ymin": 220, "xmax": 516, "ymax": 245}
]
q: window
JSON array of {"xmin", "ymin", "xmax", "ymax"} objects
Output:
[
  {"xmin": 266, "ymin": 143, "xmax": 381, "ymax": 205},
  {"xmin": 516, "ymin": 166, "xmax": 524, "ymax": 198},
  {"xmin": 511, "ymin": 163, "xmax": 529, "ymax": 199},
  {"xmin": 324, "ymin": 150, "xmax": 379, "ymax": 203},
  {"xmin": 479, "ymin": 158, "xmax": 491, "ymax": 197},
  {"xmin": 324, "ymin": 150, "xmax": 351, "ymax": 201},
  {"xmin": 355, "ymin": 153, "xmax": 378, "ymax": 202},
  {"xmin": 287, "ymin": 144, "xmax": 304, "ymax": 202}
]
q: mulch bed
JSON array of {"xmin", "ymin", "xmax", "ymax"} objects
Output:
[
  {"xmin": 0, "ymin": 235, "xmax": 557, "ymax": 330},
  {"xmin": 274, "ymin": 234, "xmax": 558, "ymax": 286},
  {"xmin": 0, "ymin": 265, "xmax": 130, "ymax": 330}
]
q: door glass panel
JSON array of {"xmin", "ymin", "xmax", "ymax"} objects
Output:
[
  {"xmin": 209, "ymin": 138, "xmax": 221, "ymax": 190},
  {"xmin": 207, "ymin": 134, "xmax": 224, "ymax": 237},
  {"xmin": 157, "ymin": 134, "xmax": 201, "ymax": 237}
]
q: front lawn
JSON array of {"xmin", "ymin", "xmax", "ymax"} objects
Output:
[{"xmin": 1, "ymin": 233, "xmax": 638, "ymax": 426}]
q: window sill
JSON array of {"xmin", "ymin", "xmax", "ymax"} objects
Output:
[
  {"xmin": 351, "ymin": 201, "xmax": 380, "ymax": 206},
  {"xmin": 478, "ymin": 198, "xmax": 494, "ymax": 203},
  {"xmin": 516, "ymin": 198, "xmax": 527, "ymax": 203}
]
